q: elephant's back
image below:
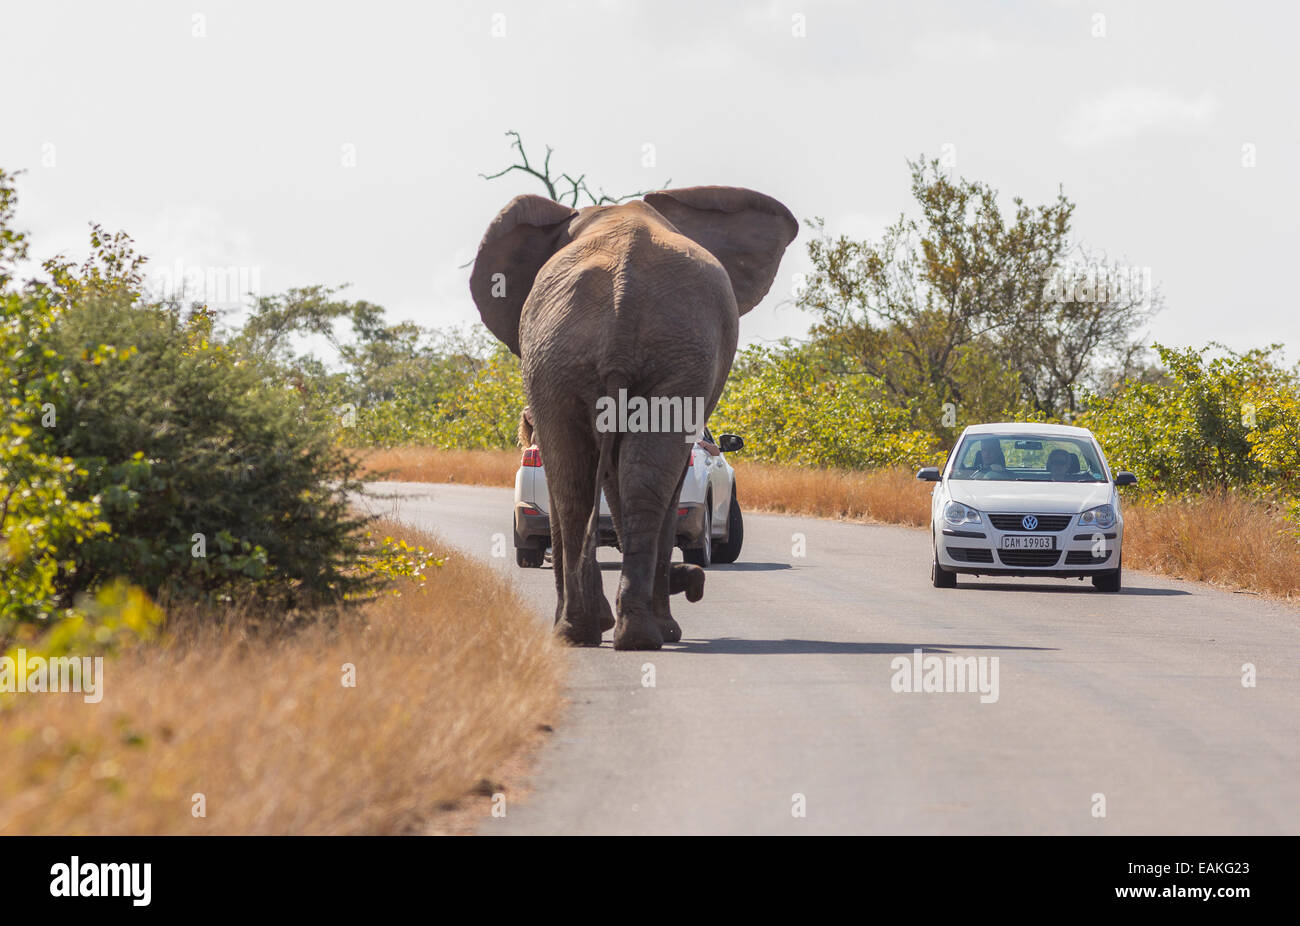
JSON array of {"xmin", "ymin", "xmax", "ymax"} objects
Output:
[{"xmin": 521, "ymin": 215, "xmax": 738, "ymax": 400}]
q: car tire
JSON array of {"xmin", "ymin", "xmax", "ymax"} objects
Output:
[
  {"xmin": 711, "ymin": 488, "xmax": 743, "ymax": 564},
  {"xmin": 931, "ymin": 548, "xmax": 957, "ymax": 588},
  {"xmin": 516, "ymin": 543, "xmax": 545, "ymax": 568},
  {"xmin": 683, "ymin": 495, "xmax": 713, "ymax": 568},
  {"xmin": 1092, "ymin": 558, "xmax": 1122, "ymax": 592}
]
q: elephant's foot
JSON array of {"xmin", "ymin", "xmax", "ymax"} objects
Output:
[
  {"xmin": 669, "ymin": 564, "xmax": 705, "ymax": 602},
  {"xmin": 655, "ymin": 615, "xmax": 682, "ymax": 644},
  {"xmin": 613, "ymin": 614, "xmax": 663, "ymax": 651},
  {"xmin": 554, "ymin": 616, "xmax": 604, "ymax": 647}
]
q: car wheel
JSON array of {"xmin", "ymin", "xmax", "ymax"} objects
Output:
[
  {"xmin": 1092, "ymin": 558, "xmax": 1122, "ymax": 592},
  {"xmin": 683, "ymin": 496, "xmax": 713, "ymax": 568},
  {"xmin": 931, "ymin": 548, "xmax": 957, "ymax": 588},
  {"xmin": 711, "ymin": 488, "xmax": 743, "ymax": 564},
  {"xmin": 516, "ymin": 543, "xmax": 545, "ymax": 568}
]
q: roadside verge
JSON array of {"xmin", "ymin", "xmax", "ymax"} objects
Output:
[{"xmin": 0, "ymin": 518, "xmax": 562, "ymax": 835}]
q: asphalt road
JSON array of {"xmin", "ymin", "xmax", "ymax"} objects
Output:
[{"xmin": 361, "ymin": 482, "xmax": 1300, "ymax": 835}]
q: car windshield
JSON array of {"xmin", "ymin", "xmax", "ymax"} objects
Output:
[{"xmin": 948, "ymin": 434, "xmax": 1108, "ymax": 483}]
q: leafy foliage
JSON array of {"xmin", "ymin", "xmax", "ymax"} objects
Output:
[
  {"xmin": 353, "ymin": 532, "xmax": 445, "ymax": 594},
  {"xmin": 342, "ymin": 340, "xmax": 525, "ymax": 449},
  {"xmin": 1077, "ymin": 344, "xmax": 1300, "ymax": 499},
  {"xmin": 38, "ymin": 249, "xmax": 375, "ymax": 607},
  {"xmin": 0, "ymin": 168, "xmax": 394, "ymax": 651},
  {"xmin": 713, "ymin": 344, "xmax": 939, "ymax": 469}
]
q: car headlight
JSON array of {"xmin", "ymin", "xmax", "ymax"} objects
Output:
[
  {"xmin": 943, "ymin": 501, "xmax": 982, "ymax": 526},
  {"xmin": 1078, "ymin": 504, "xmax": 1116, "ymax": 529}
]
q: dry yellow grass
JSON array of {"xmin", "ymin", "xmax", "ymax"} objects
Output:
[
  {"xmin": 356, "ymin": 447, "xmax": 519, "ymax": 487},
  {"xmin": 0, "ymin": 519, "xmax": 562, "ymax": 835},
  {"xmin": 737, "ymin": 463, "xmax": 933, "ymax": 526},
  {"xmin": 1122, "ymin": 494, "xmax": 1300, "ymax": 598}
]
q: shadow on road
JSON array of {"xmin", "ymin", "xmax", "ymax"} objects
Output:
[
  {"xmin": 958, "ymin": 582, "xmax": 1190, "ymax": 596},
  {"xmin": 667, "ymin": 638, "xmax": 1056, "ymax": 655}
]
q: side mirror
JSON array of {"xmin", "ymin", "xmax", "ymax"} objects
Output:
[
  {"xmin": 718, "ymin": 433, "xmax": 744, "ymax": 454},
  {"xmin": 916, "ymin": 466, "xmax": 941, "ymax": 482},
  {"xmin": 1114, "ymin": 471, "xmax": 1138, "ymax": 487}
]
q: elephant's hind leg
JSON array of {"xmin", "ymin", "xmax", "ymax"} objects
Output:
[
  {"xmin": 545, "ymin": 432, "xmax": 613, "ymax": 646},
  {"xmin": 613, "ymin": 432, "xmax": 691, "ymax": 650},
  {"xmin": 651, "ymin": 497, "xmax": 684, "ymax": 643}
]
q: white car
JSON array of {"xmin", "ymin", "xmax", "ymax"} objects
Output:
[
  {"xmin": 513, "ymin": 427, "xmax": 745, "ymax": 568},
  {"xmin": 917, "ymin": 422, "xmax": 1138, "ymax": 592}
]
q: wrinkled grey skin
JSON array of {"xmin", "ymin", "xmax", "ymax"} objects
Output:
[{"xmin": 471, "ymin": 187, "xmax": 797, "ymax": 650}]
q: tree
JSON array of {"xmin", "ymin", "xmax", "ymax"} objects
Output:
[
  {"xmin": 798, "ymin": 157, "xmax": 1154, "ymax": 432},
  {"xmin": 237, "ymin": 284, "xmax": 385, "ymax": 367}
]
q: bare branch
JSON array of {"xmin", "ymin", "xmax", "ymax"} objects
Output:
[
  {"xmin": 480, "ymin": 131, "xmax": 668, "ymax": 208},
  {"xmin": 478, "ymin": 131, "xmax": 559, "ymax": 200}
]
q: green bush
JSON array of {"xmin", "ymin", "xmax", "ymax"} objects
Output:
[
  {"xmin": 347, "ymin": 343, "xmax": 525, "ymax": 449},
  {"xmin": 40, "ymin": 281, "xmax": 373, "ymax": 608},
  {"xmin": 1, "ymin": 291, "xmax": 111, "ymax": 638},
  {"xmin": 1077, "ymin": 343, "xmax": 1300, "ymax": 499},
  {"xmin": 0, "ymin": 169, "xmax": 379, "ymax": 637},
  {"xmin": 713, "ymin": 345, "xmax": 940, "ymax": 469},
  {"xmin": 1, "ymin": 177, "xmax": 124, "ymax": 648}
]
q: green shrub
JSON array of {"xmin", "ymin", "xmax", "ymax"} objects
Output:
[
  {"xmin": 0, "ymin": 290, "xmax": 111, "ymax": 638},
  {"xmin": 348, "ymin": 343, "xmax": 525, "ymax": 449},
  {"xmin": 1077, "ymin": 343, "xmax": 1300, "ymax": 499},
  {"xmin": 40, "ymin": 282, "xmax": 374, "ymax": 607},
  {"xmin": 713, "ymin": 345, "xmax": 940, "ymax": 469},
  {"xmin": 0, "ymin": 167, "xmax": 379, "ymax": 627}
]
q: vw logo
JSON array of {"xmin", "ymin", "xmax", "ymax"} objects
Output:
[{"xmin": 1021, "ymin": 515, "xmax": 1039, "ymax": 530}]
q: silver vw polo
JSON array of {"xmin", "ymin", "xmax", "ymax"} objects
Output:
[{"xmin": 917, "ymin": 423, "xmax": 1138, "ymax": 592}]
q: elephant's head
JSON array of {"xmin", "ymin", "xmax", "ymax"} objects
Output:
[{"xmin": 470, "ymin": 186, "xmax": 799, "ymax": 355}]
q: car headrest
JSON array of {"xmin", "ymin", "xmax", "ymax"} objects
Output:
[{"xmin": 1047, "ymin": 448, "xmax": 1073, "ymax": 472}]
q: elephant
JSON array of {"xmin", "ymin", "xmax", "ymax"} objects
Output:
[{"xmin": 470, "ymin": 186, "xmax": 797, "ymax": 650}]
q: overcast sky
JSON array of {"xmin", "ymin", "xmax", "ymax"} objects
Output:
[{"xmin": 5, "ymin": 0, "xmax": 1296, "ymax": 361}]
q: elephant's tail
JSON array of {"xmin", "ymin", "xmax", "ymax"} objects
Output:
[{"xmin": 583, "ymin": 427, "xmax": 615, "ymax": 562}]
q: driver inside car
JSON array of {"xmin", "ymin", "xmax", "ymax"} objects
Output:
[
  {"xmin": 974, "ymin": 438, "xmax": 1007, "ymax": 478},
  {"xmin": 1046, "ymin": 448, "xmax": 1076, "ymax": 481}
]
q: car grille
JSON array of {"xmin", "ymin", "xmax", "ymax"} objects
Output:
[
  {"xmin": 989, "ymin": 513, "xmax": 1073, "ymax": 532},
  {"xmin": 997, "ymin": 549, "xmax": 1061, "ymax": 567},
  {"xmin": 947, "ymin": 547, "xmax": 993, "ymax": 563},
  {"xmin": 1065, "ymin": 549, "xmax": 1111, "ymax": 564}
]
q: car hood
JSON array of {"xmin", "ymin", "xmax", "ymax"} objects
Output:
[{"xmin": 945, "ymin": 480, "xmax": 1112, "ymax": 513}]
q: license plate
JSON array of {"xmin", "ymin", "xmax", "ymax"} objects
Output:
[{"xmin": 1000, "ymin": 535, "xmax": 1054, "ymax": 550}]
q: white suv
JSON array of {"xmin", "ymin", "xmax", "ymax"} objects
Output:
[
  {"xmin": 513, "ymin": 428, "xmax": 745, "ymax": 568},
  {"xmin": 917, "ymin": 422, "xmax": 1138, "ymax": 592}
]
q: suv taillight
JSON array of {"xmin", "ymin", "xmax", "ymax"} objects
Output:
[{"xmin": 521, "ymin": 447, "xmax": 542, "ymax": 467}]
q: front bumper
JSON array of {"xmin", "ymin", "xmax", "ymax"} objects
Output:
[{"xmin": 936, "ymin": 519, "xmax": 1121, "ymax": 577}]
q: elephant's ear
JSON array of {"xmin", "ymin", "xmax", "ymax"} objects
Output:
[
  {"xmin": 643, "ymin": 186, "xmax": 799, "ymax": 314},
  {"xmin": 470, "ymin": 195, "xmax": 578, "ymax": 355}
]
